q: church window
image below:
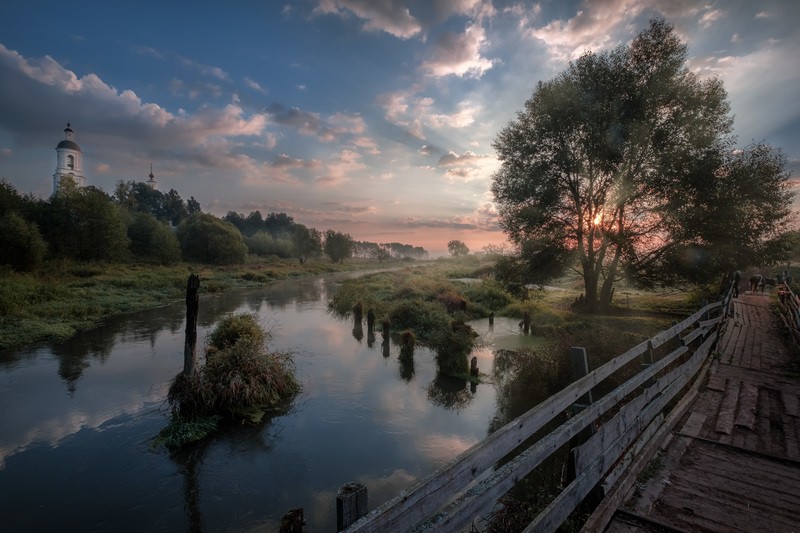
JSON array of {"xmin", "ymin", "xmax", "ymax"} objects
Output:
[{"xmin": 67, "ymin": 155, "xmax": 75, "ymax": 170}]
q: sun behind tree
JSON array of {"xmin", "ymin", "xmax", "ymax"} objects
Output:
[{"xmin": 492, "ymin": 18, "xmax": 793, "ymax": 310}]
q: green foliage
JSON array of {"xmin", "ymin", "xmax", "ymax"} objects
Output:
[
  {"xmin": 155, "ymin": 414, "xmax": 221, "ymax": 450},
  {"xmin": 114, "ymin": 180, "xmax": 192, "ymax": 225},
  {"xmin": 40, "ymin": 184, "xmax": 129, "ymax": 261},
  {"xmin": 208, "ymin": 313, "xmax": 266, "ymax": 350},
  {"xmin": 167, "ymin": 313, "xmax": 300, "ymax": 425},
  {"xmin": 447, "ymin": 239, "xmax": 470, "ymax": 257},
  {"xmin": 177, "ymin": 213, "xmax": 248, "ymax": 265},
  {"xmin": 324, "ymin": 229, "xmax": 354, "ymax": 263},
  {"xmin": 126, "ymin": 212, "xmax": 181, "ymax": 264},
  {"xmin": 246, "ymin": 231, "xmax": 296, "ymax": 258},
  {"xmin": 461, "ymin": 279, "xmax": 514, "ymax": 313},
  {"xmin": 0, "ymin": 212, "xmax": 47, "ymax": 271},
  {"xmin": 490, "ymin": 19, "xmax": 789, "ymax": 309}
]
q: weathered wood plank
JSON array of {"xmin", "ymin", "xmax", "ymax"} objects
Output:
[
  {"xmin": 715, "ymin": 380, "xmax": 740, "ymax": 435},
  {"xmin": 526, "ymin": 343, "xmax": 712, "ymax": 533},
  {"xmin": 347, "ymin": 332, "xmax": 693, "ymax": 531},
  {"xmin": 783, "ymin": 390, "xmax": 799, "ymax": 418},
  {"xmin": 734, "ymin": 382, "xmax": 758, "ymax": 430}
]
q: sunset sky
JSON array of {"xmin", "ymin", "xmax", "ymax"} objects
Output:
[{"xmin": 0, "ymin": 0, "xmax": 798, "ymax": 255}]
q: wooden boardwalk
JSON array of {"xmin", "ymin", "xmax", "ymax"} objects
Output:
[{"xmin": 603, "ymin": 293, "xmax": 800, "ymax": 532}]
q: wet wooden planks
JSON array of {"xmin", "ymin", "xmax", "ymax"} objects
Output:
[{"xmin": 604, "ymin": 293, "xmax": 800, "ymax": 532}]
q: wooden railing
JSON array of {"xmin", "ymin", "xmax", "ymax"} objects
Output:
[
  {"xmin": 342, "ymin": 287, "xmax": 735, "ymax": 532},
  {"xmin": 777, "ymin": 282, "xmax": 800, "ymax": 349}
]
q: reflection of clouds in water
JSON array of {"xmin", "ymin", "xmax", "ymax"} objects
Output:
[{"xmin": 416, "ymin": 433, "xmax": 476, "ymax": 464}]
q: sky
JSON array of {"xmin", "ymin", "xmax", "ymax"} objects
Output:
[{"xmin": 0, "ymin": 1, "xmax": 798, "ymax": 255}]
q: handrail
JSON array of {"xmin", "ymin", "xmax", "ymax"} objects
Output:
[{"xmin": 345, "ymin": 290, "xmax": 731, "ymax": 532}]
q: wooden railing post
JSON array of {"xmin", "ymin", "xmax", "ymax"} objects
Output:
[
  {"xmin": 337, "ymin": 482, "xmax": 367, "ymax": 531},
  {"xmin": 641, "ymin": 340, "xmax": 655, "ymax": 386},
  {"xmin": 568, "ymin": 347, "xmax": 594, "ymax": 482}
]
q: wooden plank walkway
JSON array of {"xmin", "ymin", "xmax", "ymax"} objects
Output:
[{"xmin": 603, "ymin": 292, "xmax": 800, "ymax": 532}]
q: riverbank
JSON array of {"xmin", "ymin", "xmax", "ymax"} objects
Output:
[{"xmin": 0, "ymin": 256, "xmax": 397, "ymax": 352}]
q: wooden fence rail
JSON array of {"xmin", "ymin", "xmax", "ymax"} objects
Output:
[
  {"xmin": 342, "ymin": 287, "xmax": 734, "ymax": 533},
  {"xmin": 777, "ymin": 282, "xmax": 800, "ymax": 348}
]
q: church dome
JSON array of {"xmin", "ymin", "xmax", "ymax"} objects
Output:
[{"xmin": 56, "ymin": 139, "xmax": 81, "ymax": 151}]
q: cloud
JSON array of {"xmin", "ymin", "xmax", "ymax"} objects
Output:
[
  {"xmin": 92, "ymin": 162, "xmax": 111, "ymax": 174},
  {"xmin": 418, "ymin": 144, "xmax": 441, "ymax": 156},
  {"xmin": 0, "ymin": 147, "xmax": 12, "ymax": 159},
  {"xmin": 437, "ymin": 150, "xmax": 499, "ymax": 182},
  {"xmin": 267, "ymin": 106, "xmax": 366, "ymax": 142},
  {"xmin": 699, "ymin": 8, "xmax": 725, "ymax": 29},
  {"xmin": 398, "ymin": 200, "xmax": 500, "ymax": 232},
  {"xmin": 420, "ymin": 23, "xmax": 496, "ymax": 78},
  {"xmin": 428, "ymin": 101, "xmax": 480, "ymax": 129},
  {"xmin": 244, "ymin": 76, "xmax": 268, "ymax": 94},
  {"xmin": 316, "ymin": 149, "xmax": 366, "ymax": 187},
  {"xmin": 134, "ymin": 45, "xmax": 230, "ymax": 81},
  {"xmin": 314, "ymin": 0, "xmax": 422, "ymax": 39}
]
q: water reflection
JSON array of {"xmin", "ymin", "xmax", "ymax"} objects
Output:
[
  {"xmin": 0, "ymin": 273, "xmax": 546, "ymax": 532},
  {"xmin": 427, "ymin": 374, "xmax": 475, "ymax": 411}
]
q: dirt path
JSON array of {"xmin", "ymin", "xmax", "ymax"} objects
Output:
[{"xmin": 606, "ymin": 292, "xmax": 800, "ymax": 532}]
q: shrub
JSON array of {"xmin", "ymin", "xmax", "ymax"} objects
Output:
[
  {"xmin": 0, "ymin": 212, "xmax": 47, "ymax": 271},
  {"xmin": 178, "ymin": 213, "xmax": 248, "ymax": 265},
  {"xmin": 208, "ymin": 313, "xmax": 266, "ymax": 350},
  {"xmin": 127, "ymin": 212, "xmax": 181, "ymax": 264},
  {"xmin": 167, "ymin": 313, "xmax": 299, "ymax": 422}
]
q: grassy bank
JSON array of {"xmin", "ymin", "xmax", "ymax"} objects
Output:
[{"xmin": 0, "ymin": 256, "xmax": 386, "ymax": 352}]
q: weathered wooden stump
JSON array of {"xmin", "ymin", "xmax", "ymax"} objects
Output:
[
  {"xmin": 470, "ymin": 356, "xmax": 479, "ymax": 377},
  {"xmin": 522, "ymin": 310, "xmax": 531, "ymax": 334},
  {"xmin": 336, "ymin": 482, "xmax": 367, "ymax": 531},
  {"xmin": 366, "ymin": 309, "xmax": 375, "ymax": 333},
  {"xmin": 280, "ymin": 508, "xmax": 305, "ymax": 532},
  {"xmin": 488, "ymin": 312, "xmax": 494, "ymax": 326}
]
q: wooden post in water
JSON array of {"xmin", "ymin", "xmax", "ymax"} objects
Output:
[
  {"xmin": 522, "ymin": 310, "xmax": 531, "ymax": 334},
  {"xmin": 183, "ymin": 273, "xmax": 200, "ymax": 375},
  {"xmin": 366, "ymin": 309, "xmax": 375, "ymax": 333},
  {"xmin": 470, "ymin": 356, "xmax": 479, "ymax": 377},
  {"xmin": 488, "ymin": 312, "xmax": 494, "ymax": 326},
  {"xmin": 337, "ymin": 482, "xmax": 367, "ymax": 531}
]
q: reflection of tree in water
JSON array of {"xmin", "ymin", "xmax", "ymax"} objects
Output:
[
  {"xmin": 398, "ymin": 355, "xmax": 414, "ymax": 382},
  {"xmin": 52, "ymin": 329, "xmax": 116, "ymax": 395},
  {"xmin": 484, "ymin": 347, "xmax": 573, "ymax": 532},
  {"xmin": 426, "ymin": 374, "xmax": 475, "ymax": 411},
  {"xmin": 167, "ymin": 409, "xmax": 287, "ymax": 532},
  {"xmin": 488, "ymin": 348, "xmax": 570, "ymax": 434}
]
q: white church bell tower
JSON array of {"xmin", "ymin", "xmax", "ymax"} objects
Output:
[{"xmin": 53, "ymin": 122, "xmax": 86, "ymax": 193}]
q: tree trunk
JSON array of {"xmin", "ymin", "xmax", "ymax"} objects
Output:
[
  {"xmin": 583, "ymin": 266, "xmax": 599, "ymax": 310},
  {"xmin": 183, "ymin": 273, "xmax": 200, "ymax": 375}
]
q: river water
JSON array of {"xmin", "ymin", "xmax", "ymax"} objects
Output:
[{"xmin": 0, "ymin": 272, "xmax": 538, "ymax": 532}]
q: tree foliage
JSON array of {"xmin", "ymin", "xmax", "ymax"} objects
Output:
[
  {"xmin": 126, "ymin": 212, "xmax": 181, "ymax": 264},
  {"xmin": 41, "ymin": 181, "xmax": 129, "ymax": 261},
  {"xmin": 0, "ymin": 211, "xmax": 47, "ymax": 271},
  {"xmin": 447, "ymin": 240, "xmax": 470, "ymax": 257},
  {"xmin": 324, "ymin": 230, "xmax": 354, "ymax": 263},
  {"xmin": 114, "ymin": 180, "xmax": 196, "ymax": 225},
  {"xmin": 492, "ymin": 19, "xmax": 793, "ymax": 308},
  {"xmin": 177, "ymin": 213, "xmax": 248, "ymax": 265}
]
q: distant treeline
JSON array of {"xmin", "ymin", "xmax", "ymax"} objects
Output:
[{"xmin": 0, "ymin": 178, "xmax": 427, "ymax": 270}]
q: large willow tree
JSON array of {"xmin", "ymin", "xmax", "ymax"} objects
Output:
[{"xmin": 492, "ymin": 19, "xmax": 792, "ymax": 309}]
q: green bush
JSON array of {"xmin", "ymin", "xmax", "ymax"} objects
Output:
[
  {"xmin": 0, "ymin": 212, "xmax": 47, "ymax": 271},
  {"xmin": 178, "ymin": 213, "xmax": 248, "ymax": 265},
  {"xmin": 208, "ymin": 313, "xmax": 266, "ymax": 350},
  {"xmin": 127, "ymin": 212, "xmax": 181, "ymax": 264},
  {"xmin": 167, "ymin": 313, "xmax": 300, "ymax": 423}
]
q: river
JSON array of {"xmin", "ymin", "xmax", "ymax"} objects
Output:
[{"xmin": 0, "ymin": 272, "xmax": 540, "ymax": 532}]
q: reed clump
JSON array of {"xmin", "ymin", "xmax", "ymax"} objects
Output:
[{"xmin": 160, "ymin": 313, "xmax": 300, "ymax": 449}]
